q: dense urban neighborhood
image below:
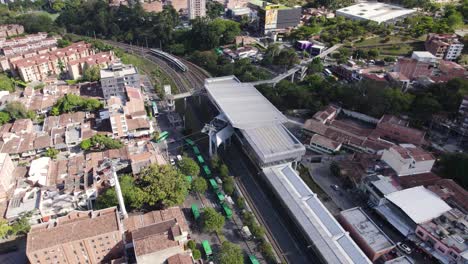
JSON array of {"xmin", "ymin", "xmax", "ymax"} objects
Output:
[{"xmin": 0, "ymin": 0, "xmax": 467, "ymax": 263}]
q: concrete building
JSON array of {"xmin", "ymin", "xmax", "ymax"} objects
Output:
[
  {"xmin": 100, "ymin": 63, "xmax": 140, "ymax": 99},
  {"xmin": 308, "ymin": 134, "xmax": 342, "ymax": 154},
  {"xmin": 26, "ymin": 207, "xmax": 124, "ymax": 264},
  {"xmin": 249, "ymin": 0, "xmax": 301, "ymax": 36},
  {"xmin": 381, "ymin": 144, "xmax": 435, "ymax": 177},
  {"xmin": 415, "ymin": 208, "xmax": 468, "ymax": 264},
  {"xmin": 339, "ymin": 207, "xmax": 395, "ymax": 261},
  {"xmin": 411, "ymin": 51, "xmax": 438, "ymax": 64},
  {"xmin": 0, "ymin": 153, "xmax": 15, "ymax": 202},
  {"xmin": 0, "ymin": 24, "xmax": 24, "ymax": 38},
  {"xmin": 123, "ymin": 207, "xmax": 190, "ymax": 264},
  {"xmin": 375, "ymin": 186, "xmax": 452, "ymax": 236},
  {"xmin": 336, "ymin": 2, "xmax": 415, "ymax": 24},
  {"xmin": 204, "ymin": 76, "xmax": 371, "ymax": 263},
  {"xmin": 425, "ymin": 33, "xmax": 464, "ymax": 61},
  {"xmin": 67, "ymin": 51, "xmax": 115, "ymax": 80},
  {"xmin": 458, "ymin": 96, "xmax": 468, "ymax": 132},
  {"xmin": 189, "ymin": 0, "xmax": 206, "ymax": 19},
  {"xmin": 361, "ymin": 175, "xmax": 399, "ymax": 207}
]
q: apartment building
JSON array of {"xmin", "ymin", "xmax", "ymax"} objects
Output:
[
  {"xmin": 189, "ymin": 0, "xmax": 206, "ymax": 19},
  {"xmin": 13, "ymin": 42, "xmax": 94, "ymax": 82},
  {"xmin": 459, "ymin": 96, "xmax": 468, "ymax": 132},
  {"xmin": 67, "ymin": 51, "xmax": 115, "ymax": 80},
  {"xmin": 0, "ymin": 24, "xmax": 24, "ymax": 38},
  {"xmin": 381, "ymin": 144, "xmax": 435, "ymax": 177},
  {"xmin": 100, "ymin": 63, "xmax": 140, "ymax": 99},
  {"xmin": 425, "ymin": 33, "xmax": 464, "ymax": 61},
  {"xmin": 26, "ymin": 207, "xmax": 124, "ymax": 264}
]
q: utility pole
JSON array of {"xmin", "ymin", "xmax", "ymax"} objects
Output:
[
  {"xmin": 108, "ymin": 159, "xmax": 128, "ymax": 219},
  {"xmin": 202, "ymin": 124, "xmax": 217, "ymax": 157}
]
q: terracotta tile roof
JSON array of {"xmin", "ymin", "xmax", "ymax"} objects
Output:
[
  {"xmin": 167, "ymin": 254, "xmax": 193, "ymax": 264},
  {"xmin": 27, "ymin": 207, "xmax": 121, "ymax": 252}
]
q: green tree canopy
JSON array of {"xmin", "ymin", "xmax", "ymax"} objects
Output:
[
  {"xmin": 95, "ymin": 175, "xmax": 146, "ymax": 209},
  {"xmin": 439, "ymin": 153, "xmax": 468, "ymax": 189},
  {"xmin": 0, "ymin": 112, "xmax": 11, "ymax": 125},
  {"xmin": 138, "ymin": 164, "xmax": 190, "ymax": 208},
  {"xmin": 217, "ymin": 241, "xmax": 244, "ymax": 264},
  {"xmin": 0, "ymin": 219, "xmax": 12, "ymax": 239},
  {"xmin": 45, "ymin": 148, "xmax": 59, "ymax": 159},
  {"xmin": 54, "ymin": 94, "xmax": 103, "ymax": 114},
  {"xmin": 0, "ymin": 74, "xmax": 14, "ymax": 92},
  {"xmin": 178, "ymin": 157, "xmax": 200, "ymax": 176},
  {"xmin": 192, "ymin": 177, "xmax": 208, "ymax": 194},
  {"xmin": 4, "ymin": 102, "xmax": 34, "ymax": 120},
  {"xmin": 219, "ymin": 164, "xmax": 229, "ymax": 180},
  {"xmin": 82, "ymin": 65, "xmax": 101, "ymax": 82},
  {"xmin": 202, "ymin": 207, "xmax": 225, "ymax": 232},
  {"xmin": 222, "ymin": 176, "xmax": 235, "ymax": 196}
]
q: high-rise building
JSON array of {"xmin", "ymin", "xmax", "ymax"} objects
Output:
[
  {"xmin": 100, "ymin": 62, "xmax": 140, "ymax": 99},
  {"xmin": 189, "ymin": 0, "xmax": 206, "ymax": 19}
]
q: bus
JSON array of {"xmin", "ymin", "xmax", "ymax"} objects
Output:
[
  {"xmin": 209, "ymin": 179, "xmax": 218, "ymax": 190},
  {"xmin": 249, "ymin": 255, "xmax": 260, "ymax": 264},
  {"xmin": 203, "ymin": 165, "xmax": 211, "ymax": 177},
  {"xmin": 202, "ymin": 240, "xmax": 213, "ymax": 257},
  {"xmin": 156, "ymin": 131, "xmax": 169, "ymax": 143},
  {"xmin": 193, "ymin": 146, "xmax": 200, "ymax": 155},
  {"xmin": 191, "ymin": 204, "xmax": 200, "ymax": 220},
  {"xmin": 222, "ymin": 204, "xmax": 232, "ymax": 219},
  {"xmin": 196, "ymin": 155, "xmax": 205, "ymax": 164},
  {"xmin": 185, "ymin": 138, "xmax": 195, "ymax": 146},
  {"xmin": 151, "ymin": 101, "xmax": 159, "ymax": 117},
  {"xmin": 216, "ymin": 191, "xmax": 225, "ymax": 202}
]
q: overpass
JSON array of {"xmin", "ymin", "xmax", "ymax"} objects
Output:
[{"xmin": 248, "ymin": 65, "xmax": 307, "ymax": 86}]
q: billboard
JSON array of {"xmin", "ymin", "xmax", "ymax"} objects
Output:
[{"xmin": 264, "ymin": 8, "xmax": 278, "ymax": 30}]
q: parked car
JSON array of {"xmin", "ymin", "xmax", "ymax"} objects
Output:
[
  {"xmin": 176, "ymin": 155, "xmax": 182, "ymax": 162},
  {"xmin": 170, "ymin": 158, "xmax": 176, "ymax": 166},
  {"xmin": 397, "ymin": 242, "xmax": 412, "ymax": 254},
  {"xmin": 330, "ymin": 184, "xmax": 340, "ymax": 191}
]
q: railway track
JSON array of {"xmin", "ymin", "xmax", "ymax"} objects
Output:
[{"xmin": 103, "ymin": 40, "xmax": 210, "ymax": 94}]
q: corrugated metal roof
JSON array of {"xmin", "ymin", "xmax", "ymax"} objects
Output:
[
  {"xmin": 263, "ymin": 164, "xmax": 372, "ymax": 264},
  {"xmin": 205, "ymin": 76, "xmax": 287, "ymax": 130}
]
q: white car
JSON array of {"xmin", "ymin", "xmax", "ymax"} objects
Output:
[
  {"xmin": 176, "ymin": 155, "xmax": 182, "ymax": 161},
  {"xmin": 397, "ymin": 242, "xmax": 412, "ymax": 254},
  {"xmin": 170, "ymin": 158, "xmax": 176, "ymax": 166}
]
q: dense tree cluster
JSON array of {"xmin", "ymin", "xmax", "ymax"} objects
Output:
[
  {"xmin": 202, "ymin": 207, "xmax": 225, "ymax": 232},
  {"xmin": 258, "ymin": 75, "xmax": 468, "ymax": 125},
  {"xmin": 1, "ymin": 101, "xmax": 36, "ymax": 121},
  {"xmin": 0, "ymin": 74, "xmax": 15, "ymax": 92},
  {"xmin": 439, "ymin": 153, "xmax": 468, "ymax": 190},
  {"xmin": 96, "ymin": 164, "xmax": 189, "ymax": 210},
  {"xmin": 178, "ymin": 157, "xmax": 200, "ymax": 176},
  {"xmin": 80, "ymin": 134, "xmax": 123, "ymax": 151},
  {"xmin": 52, "ymin": 94, "xmax": 102, "ymax": 115},
  {"xmin": 262, "ymin": 44, "xmax": 299, "ymax": 69},
  {"xmin": 217, "ymin": 241, "xmax": 244, "ymax": 264}
]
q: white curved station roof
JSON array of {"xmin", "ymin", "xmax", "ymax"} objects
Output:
[
  {"xmin": 205, "ymin": 76, "xmax": 287, "ymax": 130},
  {"xmin": 385, "ymin": 186, "xmax": 451, "ymax": 224}
]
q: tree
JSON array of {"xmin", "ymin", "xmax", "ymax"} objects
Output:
[
  {"xmin": 178, "ymin": 157, "xmax": 200, "ymax": 176},
  {"xmin": 192, "ymin": 177, "xmax": 208, "ymax": 194},
  {"xmin": 202, "ymin": 207, "xmax": 225, "ymax": 232},
  {"xmin": 187, "ymin": 240, "xmax": 196, "ymax": 250},
  {"xmin": 50, "ymin": 107, "xmax": 60, "ymax": 116},
  {"xmin": 308, "ymin": 58, "xmax": 324, "ymax": 73},
  {"xmin": 206, "ymin": 1, "xmax": 224, "ymax": 19},
  {"xmin": 11, "ymin": 214, "xmax": 30, "ymax": 236},
  {"xmin": 45, "ymin": 148, "xmax": 59, "ymax": 159},
  {"xmin": 217, "ymin": 241, "xmax": 244, "ymax": 264},
  {"xmin": 330, "ymin": 162, "xmax": 341, "ymax": 177},
  {"xmin": 0, "ymin": 219, "xmax": 12, "ymax": 239},
  {"xmin": 250, "ymin": 223, "xmax": 265, "ymax": 238},
  {"xmin": 223, "ymin": 176, "xmax": 235, "ymax": 196},
  {"xmin": 57, "ymin": 39, "xmax": 71, "ymax": 48},
  {"xmin": 0, "ymin": 74, "xmax": 14, "ymax": 92},
  {"xmin": 4, "ymin": 102, "xmax": 30, "ymax": 120},
  {"xmin": 211, "ymin": 155, "xmax": 220, "ymax": 171},
  {"xmin": 80, "ymin": 139, "xmax": 92, "ymax": 150},
  {"xmin": 16, "ymin": 13, "xmax": 56, "ymax": 33},
  {"xmin": 439, "ymin": 153, "xmax": 468, "ymax": 189},
  {"xmin": 219, "ymin": 164, "xmax": 229, "ymax": 179},
  {"xmin": 82, "ymin": 65, "xmax": 101, "ymax": 82},
  {"xmin": 138, "ymin": 164, "xmax": 190, "ymax": 208},
  {"xmin": 192, "ymin": 249, "xmax": 202, "ymax": 260},
  {"xmin": 274, "ymin": 48, "xmax": 299, "ymax": 69},
  {"xmin": 0, "ymin": 112, "xmax": 11, "ymax": 125},
  {"xmin": 95, "ymin": 175, "xmax": 145, "ymax": 209},
  {"xmin": 52, "ymin": 0, "xmax": 66, "ymax": 12},
  {"xmin": 236, "ymin": 196, "xmax": 245, "ymax": 209}
]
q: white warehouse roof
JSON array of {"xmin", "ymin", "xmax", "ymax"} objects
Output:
[
  {"xmin": 385, "ymin": 186, "xmax": 451, "ymax": 224},
  {"xmin": 336, "ymin": 2, "xmax": 415, "ymax": 24}
]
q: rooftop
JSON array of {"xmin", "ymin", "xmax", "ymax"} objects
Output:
[
  {"xmin": 385, "ymin": 186, "xmax": 452, "ymax": 224},
  {"xmin": 336, "ymin": 2, "xmax": 415, "ymax": 24},
  {"xmin": 340, "ymin": 207, "xmax": 394, "ymax": 253},
  {"xmin": 27, "ymin": 207, "xmax": 121, "ymax": 252},
  {"xmin": 263, "ymin": 164, "xmax": 371, "ymax": 264},
  {"xmin": 205, "ymin": 76, "xmax": 286, "ymax": 130},
  {"xmin": 100, "ymin": 63, "xmax": 138, "ymax": 79}
]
